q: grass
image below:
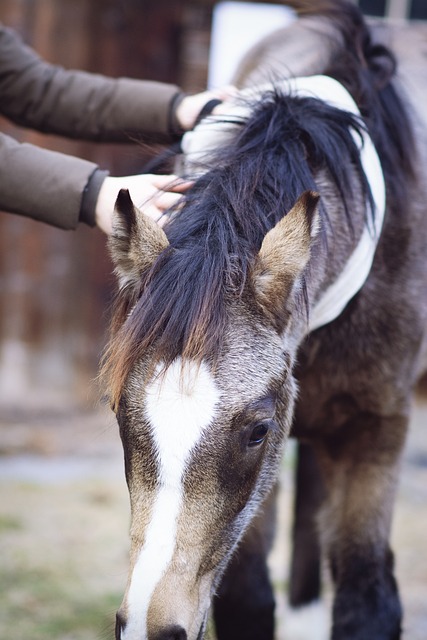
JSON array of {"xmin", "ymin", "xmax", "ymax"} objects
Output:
[
  {"xmin": 0, "ymin": 474, "xmax": 128, "ymax": 640},
  {"xmin": 0, "ymin": 514, "xmax": 23, "ymax": 532},
  {"xmin": 0, "ymin": 565, "xmax": 120, "ymax": 640}
]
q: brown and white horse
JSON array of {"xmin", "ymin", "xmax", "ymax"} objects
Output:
[{"xmin": 102, "ymin": 2, "xmax": 427, "ymax": 639}]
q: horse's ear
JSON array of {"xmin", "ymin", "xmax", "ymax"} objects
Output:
[
  {"xmin": 109, "ymin": 189, "xmax": 169, "ymax": 291},
  {"xmin": 252, "ymin": 190, "xmax": 320, "ymax": 325}
]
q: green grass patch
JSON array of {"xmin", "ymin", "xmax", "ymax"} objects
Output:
[
  {"xmin": 0, "ymin": 514, "xmax": 23, "ymax": 532},
  {"xmin": 0, "ymin": 566, "xmax": 120, "ymax": 640}
]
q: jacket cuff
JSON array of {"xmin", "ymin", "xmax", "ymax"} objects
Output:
[
  {"xmin": 80, "ymin": 168, "xmax": 109, "ymax": 227},
  {"xmin": 168, "ymin": 91, "xmax": 186, "ymax": 137}
]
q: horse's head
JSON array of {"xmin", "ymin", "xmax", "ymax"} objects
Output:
[{"xmin": 105, "ymin": 188, "xmax": 319, "ymax": 640}]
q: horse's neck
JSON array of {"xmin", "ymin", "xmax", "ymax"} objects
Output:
[
  {"xmin": 183, "ymin": 71, "xmax": 386, "ymax": 341},
  {"xmin": 305, "ymin": 180, "xmax": 365, "ymax": 334},
  {"xmin": 289, "ymin": 162, "xmax": 383, "ymax": 341}
]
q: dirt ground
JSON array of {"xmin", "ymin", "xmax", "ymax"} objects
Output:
[{"xmin": 0, "ymin": 395, "xmax": 426, "ymax": 640}]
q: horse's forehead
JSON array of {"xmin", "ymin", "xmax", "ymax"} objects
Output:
[
  {"xmin": 144, "ymin": 333, "xmax": 283, "ymax": 416},
  {"xmin": 124, "ymin": 334, "xmax": 284, "ymax": 468},
  {"xmin": 120, "ymin": 320, "xmax": 286, "ymax": 468},
  {"xmin": 143, "ymin": 348, "xmax": 279, "ymax": 435},
  {"xmin": 216, "ymin": 321, "xmax": 286, "ymax": 398},
  {"xmin": 144, "ymin": 359, "xmax": 221, "ymax": 474}
]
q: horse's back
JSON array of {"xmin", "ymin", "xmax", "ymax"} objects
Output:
[
  {"xmin": 377, "ymin": 21, "xmax": 427, "ymax": 130},
  {"xmin": 235, "ymin": 16, "xmax": 427, "ymax": 127},
  {"xmin": 232, "ymin": 16, "xmax": 342, "ymax": 87},
  {"xmin": 384, "ymin": 22, "xmax": 427, "ymax": 378}
]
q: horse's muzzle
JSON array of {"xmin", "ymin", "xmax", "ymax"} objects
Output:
[
  {"xmin": 152, "ymin": 626, "xmax": 187, "ymax": 640},
  {"xmin": 115, "ymin": 614, "xmax": 188, "ymax": 640},
  {"xmin": 196, "ymin": 625, "xmax": 204, "ymax": 640},
  {"xmin": 115, "ymin": 612, "xmax": 123, "ymax": 640}
]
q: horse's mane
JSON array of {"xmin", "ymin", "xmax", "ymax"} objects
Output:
[
  {"xmin": 103, "ymin": 1, "xmax": 416, "ymax": 409},
  {"xmin": 103, "ymin": 94, "xmax": 371, "ymax": 407},
  {"xmin": 292, "ymin": 0, "xmax": 416, "ymax": 202}
]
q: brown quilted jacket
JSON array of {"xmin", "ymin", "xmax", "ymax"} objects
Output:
[{"xmin": 0, "ymin": 24, "xmax": 181, "ymax": 229}]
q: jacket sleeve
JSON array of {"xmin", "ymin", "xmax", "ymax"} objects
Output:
[
  {"xmin": 0, "ymin": 131, "xmax": 103, "ymax": 229},
  {"xmin": 0, "ymin": 25, "xmax": 185, "ymax": 229},
  {"xmin": 0, "ymin": 25, "xmax": 182, "ymax": 143}
]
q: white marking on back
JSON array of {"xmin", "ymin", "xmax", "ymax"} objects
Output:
[{"xmin": 123, "ymin": 359, "xmax": 220, "ymax": 639}]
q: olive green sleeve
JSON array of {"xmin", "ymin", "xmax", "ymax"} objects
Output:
[
  {"xmin": 0, "ymin": 25, "xmax": 182, "ymax": 143},
  {"xmin": 0, "ymin": 25, "xmax": 186, "ymax": 229},
  {"xmin": 0, "ymin": 131, "xmax": 101, "ymax": 229}
]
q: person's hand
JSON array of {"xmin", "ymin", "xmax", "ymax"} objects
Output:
[
  {"xmin": 181, "ymin": 88, "xmax": 253, "ymax": 178},
  {"xmin": 175, "ymin": 86, "xmax": 237, "ymax": 131},
  {"xmin": 95, "ymin": 174, "xmax": 191, "ymax": 234}
]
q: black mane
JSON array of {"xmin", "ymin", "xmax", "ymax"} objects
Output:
[{"xmin": 114, "ymin": 91, "xmax": 372, "ymax": 373}]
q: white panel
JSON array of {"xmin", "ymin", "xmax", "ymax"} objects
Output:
[{"xmin": 208, "ymin": 1, "xmax": 296, "ymax": 88}]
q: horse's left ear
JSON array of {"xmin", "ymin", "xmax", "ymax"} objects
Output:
[
  {"xmin": 109, "ymin": 189, "xmax": 169, "ymax": 292},
  {"xmin": 252, "ymin": 190, "xmax": 320, "ymax": 325}
]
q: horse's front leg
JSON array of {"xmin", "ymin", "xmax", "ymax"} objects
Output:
[
  {"xmin": 213, "ymin": 486, "xmax": 277, "ymax": 640},
  {"xmin": 289, "ymin": 442, "xmax": 325, "ymax": 607},
  {"xmin": 316, "ymin": 412, "xmax": 408, "ymax": 640}
]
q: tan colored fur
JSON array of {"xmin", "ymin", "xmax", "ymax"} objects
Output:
[{"xmin": 109, "ymin": 189, "xmax": 169, "ymax": 291}]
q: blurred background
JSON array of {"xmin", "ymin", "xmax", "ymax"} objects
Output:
[{"xmin": 0, "ymin": 2, "xmax": 426, "ymax": 640}]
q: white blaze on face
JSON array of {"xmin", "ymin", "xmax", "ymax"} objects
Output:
[{"xmin": 123, "ymin": 358, "xmax": 220, "ymax": 640}]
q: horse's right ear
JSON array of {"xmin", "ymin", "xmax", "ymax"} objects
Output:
[{"xmin": 109, "ymin": 189, "xmax": 169, "ymax": 291}]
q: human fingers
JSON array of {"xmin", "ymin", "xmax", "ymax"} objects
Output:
[
  {"xmin": 138, "ymin": 201, "xmax": 164, "ymax": 224},
  {"xmin": 148, "ymin": 174, "xmax": 193, "ymax": 193},
  {"xmin": 156, "ymin": 212, "xmax": 171, "ymax": 228},
  {"xmin": 210, "ymin": 85, "xmax": 238, "ymax": 105},
  {"xmin": 137, "ymin": 191, "xmax": 182, "ymax": 222},
  {"xmin": 152, "ymin": 190, "xmax": 184, "ymax": 212},
  {"xmin": 175, "ymin": 86, "xmax": 238, "ymax": 130}
]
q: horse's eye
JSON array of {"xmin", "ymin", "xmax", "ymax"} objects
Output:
[{"xmin": 248, "ymin": 422, "xmax": 269, "ymax": 447}]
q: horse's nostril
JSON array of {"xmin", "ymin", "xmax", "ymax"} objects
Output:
[
  {"xmin": 196, "ymin": 624, "xmax": 205, "ymax": 640},
  {"xmin": 115, "ymin": 611, "xmax": 126, "ymax": 640},
  {"xmin": 153, "ymin": 626, "xmax": 188, "ymax": 640}
]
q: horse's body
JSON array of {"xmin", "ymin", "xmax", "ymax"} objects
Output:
[{"xmin": 104, "ymin": 2, "xmax": 427, "ymax": 639}]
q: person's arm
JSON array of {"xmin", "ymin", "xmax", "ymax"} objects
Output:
[
  {"xmin": 0, "ymin": 25, "xmax": 182, "ymax": 143},
  {"xmin": 0, "ymin": 131, "xmax": 101, "ymax": 229},
  {"xmin": 0, "ymin": 131, "xmax": 191, "ymax": 231},
  {"xmin": 0, "ymin": 25, "xmax": 233, "ymax": 230}
]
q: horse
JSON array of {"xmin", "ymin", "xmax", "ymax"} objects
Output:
[{"xmin": 102, "ymin": 1, "xmax": 427, "ymax": 639}]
